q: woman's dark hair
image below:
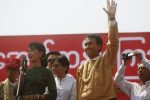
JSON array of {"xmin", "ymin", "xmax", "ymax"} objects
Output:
[
  {"xmin": 28, "ymin": 42, "xmax": 47, "ymax": 68},
  {"xmin": 46, "ymin": 50, "xmax": 61, "ymax": 60},
  {"xmin": 86, "ymin": 34, "xmax": 103, "ymax": 51},
  {"xmin": 55, "ymin": 55, "xmax": 70, "ymax": 74}
]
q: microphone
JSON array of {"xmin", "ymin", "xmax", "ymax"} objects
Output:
[
  {"xmin": 16, "ymin": 55, "xmax": 28, "ymax": 99},
  {"xmin": 20, "ymin": 55, "xmax": 27, "ymax": 73}
]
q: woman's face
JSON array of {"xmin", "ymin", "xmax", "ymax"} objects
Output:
[
  {"xmin": 51, "ymin": 60, "xmax": 66, "ymax": 78},
  {"xmin": 28, "ymin": 47, "xmax": 43, "ymax": 63},
  {"xmin": 47, "ymin": 55, "xmax": 60, "ymax": 70}
]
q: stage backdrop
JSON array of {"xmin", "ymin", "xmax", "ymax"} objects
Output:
[{"xmin": 0, "ymin": 32, "xmax": 150, "ymax": 99}]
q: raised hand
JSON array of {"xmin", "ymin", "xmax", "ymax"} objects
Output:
[
  {"xmin": 103, "ymin": 0, "xmax": 117, "ymax": 19},
  {"xmin": 134, "ymin": 51, "xmax": 143, "ymax": 60}
]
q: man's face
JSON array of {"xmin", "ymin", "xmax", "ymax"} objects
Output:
[
  {"xmin": 137, "ymin": 63, "xmax": 150, "ymax": 84},
  {"xmin": 84, "ymin": 38, "xmax": 101, "ymax": 59},
  {"xmin": 7, "ymin": 67, "xmax": 20, "ymax": 83}
]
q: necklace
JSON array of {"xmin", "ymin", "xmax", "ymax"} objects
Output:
[
  {"xmin": 82, "ymin": 56, "xmax": 100, "ymax": 83},
  {"xmin": 4, "ymin": 78, "xmax": 9, "ymax": 100}
]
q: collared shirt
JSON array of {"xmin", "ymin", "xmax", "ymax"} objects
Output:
[
  {"xmin": 88, "ymin": 54, "xmax": 101, "ymax": 61},
  {"xmin": 114, "ymin": 58, "xmax": 150, "ymax": 100},
  {"xmin": 55, "ymin": 74, "xmax": 76, "ymax": 100}
]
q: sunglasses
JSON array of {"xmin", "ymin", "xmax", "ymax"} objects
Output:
[
  {"xmin": 52, "ymin": 64, "xmax": 62, "ymax": 68},
  {"xmin": 47, "ymin": 58, "xmax": 56, "ymax": 63}
]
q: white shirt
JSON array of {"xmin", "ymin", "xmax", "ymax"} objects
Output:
[
  {"xmin": 114, "ymin": 58, "xmax": 150, "ymax": 100},
  {"xmin": 55, "ymin": 74, "xmax": 76, "ymax": 100}
]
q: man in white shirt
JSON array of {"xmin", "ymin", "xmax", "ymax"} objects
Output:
[{"xmin": 114, "ymin": 51, "xmax": 150, "ymax": 100}]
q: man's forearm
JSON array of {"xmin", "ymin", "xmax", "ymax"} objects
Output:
[
  {"xmin": 114, "ymin": 64, "xmax": 126, "ymax": 85},
  {"xmin": 108, "ymin": 19, "xmax": 118, "ymax": 41}
]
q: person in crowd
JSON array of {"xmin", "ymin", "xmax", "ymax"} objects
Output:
[
  {"xmin": 46, "ymin": 51, "xmax": 61, "ymax": 71},
  {"xmin": 76, "ymin": 0, "xmax": 118, "ymax": 99},
  {"xmin": 51, "ymin": 55, "xmax": 76, "ymax": 100},
  {"xmin": 45, "ymin": 51, "xmax": 61, "ymax": 95},
  {"xmin": 0, "ymin": 57, "xmax": 21, "ymax": 100},
  {"xmin": 114, "ymin": 51, "xmax": 150, "ymax": 100},
  {"xmin": 16, "ymin": 42, "xmax": 57, "ymax": 100}
]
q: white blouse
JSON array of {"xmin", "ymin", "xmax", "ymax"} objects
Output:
[{"xmin": 55, "ymin": 74, "xmax": 76, "ymax": 100}]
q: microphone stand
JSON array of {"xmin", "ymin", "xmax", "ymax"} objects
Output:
[{"xmin": 16, "ymin": 56, "xmax": 27, "ymax": 100}]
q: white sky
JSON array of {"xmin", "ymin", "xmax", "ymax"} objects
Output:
[{"xmin": 0, "ymin": 0, "xmax": 150, "ymax": 36}]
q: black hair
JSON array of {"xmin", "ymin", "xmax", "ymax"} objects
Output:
[
  {"xmin": 55, "ymin": 55, "xmax": 70, "ymax": 74},
  {"xmin": 86, "ymin": 34, "xmax": 103, "ymax": 51},
  {"xmin": 46, "ymin": 51, "xmax": 61, "ymax": 60},
  {"xmin": 28, "ymin": 42, "xmax": 47, "ymax": 68}
]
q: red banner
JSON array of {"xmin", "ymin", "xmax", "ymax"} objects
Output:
[{"xmin": 0, "ymin": 32, "xmax": 150, "ymax": 99}]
